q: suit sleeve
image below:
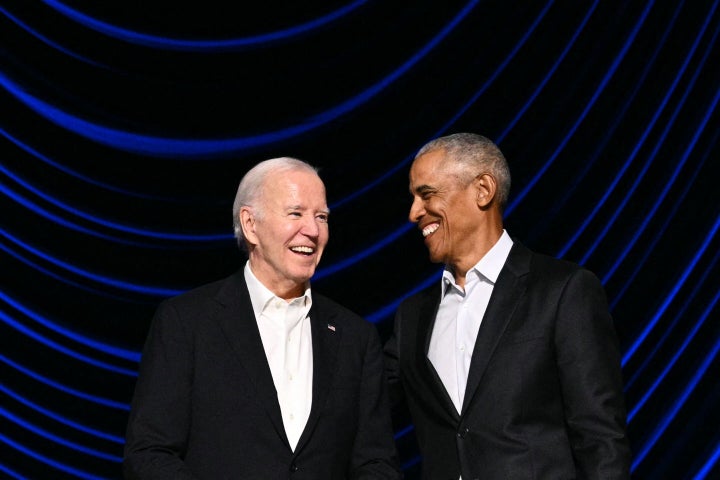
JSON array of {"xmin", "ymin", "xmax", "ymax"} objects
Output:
[
  {"xmin": 349, "ymin": 325, "xmax": 404, "ymax": 479},
  {"xmin": 123, "ymin": 301, "xmax": 198, "ymax": 480},
  {"xmin": 554, "ymin": 269, "xmax": 632, "ymax": 479},
  {"xmin": 383, "ymin": 308, "xmax": 406, "ymax": 412}
]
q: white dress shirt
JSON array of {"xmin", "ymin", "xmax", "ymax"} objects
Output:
[
  {"xmin": 428, "ymin": 230, "xmax": 513, "ymax": 415},
  {"xmin": 244, "ymin": 262, "xmax": 313, "ymax": 451}
]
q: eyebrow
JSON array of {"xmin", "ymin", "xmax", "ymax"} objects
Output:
[
  {"xmin": 287, "ymin": 205, "xmax": 331, "ymax": 215},
  {"xmin": 412, "ymin": 184, "xmax": 435, "ymax": 195}
]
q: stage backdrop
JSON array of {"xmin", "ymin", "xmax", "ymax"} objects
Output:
[{"xmin": 1, "ymin": 1, "xmax": 719, "ymax": 478}]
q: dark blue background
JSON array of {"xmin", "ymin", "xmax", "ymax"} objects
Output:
[{"xmin": 1, "ymin": 1, "xmax": 719, "ymax": 478}]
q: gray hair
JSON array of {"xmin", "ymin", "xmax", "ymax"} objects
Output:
[
  {"xmin": 232, "ymin": 157, "xmax": 320, "ymax": 249},
  {"xmin": 416, "ymin": 133, "xmax": 511, "ymax": 209}
]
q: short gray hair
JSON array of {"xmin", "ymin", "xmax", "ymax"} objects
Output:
[
  {"xmin": 416, "ymin": 133, "xmax": 511, "ymax": 209},
  {"xmin": 232, "ymin": 157, "xmax": 320, "ymax": 249}
]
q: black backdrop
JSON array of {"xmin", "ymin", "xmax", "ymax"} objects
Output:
[{"xmin": 1, "ymin": 1, "xmax": 719, "ymax": 479}]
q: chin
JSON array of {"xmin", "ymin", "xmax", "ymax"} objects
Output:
[{"xmin": 292, "ymin": 268, "xmax": 316, "ymax": 283}]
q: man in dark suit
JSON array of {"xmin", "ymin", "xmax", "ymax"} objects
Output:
[
  {"xmin": 124, "ymin": 157, "xmax": 401, "ymax": 479},
  {"xmin": 384, "ymin": 133, "xmax": 631, "ymax": 479}
]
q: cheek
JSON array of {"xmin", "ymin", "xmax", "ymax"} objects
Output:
[{"xmin": 320, "ymin": 226, "xmax": 329, "ymax": 244}]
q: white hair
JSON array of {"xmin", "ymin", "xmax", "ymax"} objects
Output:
[
  {"xmin": 416, "ymin": 133, "xmax": 511, "ymax": 209},
  {"xmin": 232, "ymin": 157, "xmax": 320, "ymax": 249}
]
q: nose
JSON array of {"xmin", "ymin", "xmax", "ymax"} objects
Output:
[
  {"xmin": 408, "ymin": 196, "xmax": 424, "ymax": 223},
  {"xmin": 301, "ymin": 214, "xmax": 321, "ymax": 237}
]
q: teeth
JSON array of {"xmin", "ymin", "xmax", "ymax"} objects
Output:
[
  {"xmin": 290, "ymin": 246, "xmax": 314, "ymax": 253},
  {"xmin": 422, "ymin": 224, "xmax": 439, "ymax": 237}
]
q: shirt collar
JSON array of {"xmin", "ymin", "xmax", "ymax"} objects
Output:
[
  {"xmin": 243, "ymin": 261, "xmax": 312, "ymax": 319},
  {"xmin": 442, "ymin": 230, "xmax": 514, "ymax": 294}
]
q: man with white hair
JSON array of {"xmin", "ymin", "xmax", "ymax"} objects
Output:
[{"xmin": 124, "ymin": 157, "xmax": 401, "ymax": 479}]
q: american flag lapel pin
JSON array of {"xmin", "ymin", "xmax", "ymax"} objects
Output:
[{"xmin": 327, "ymin": 323, "xmax": 336, "ymax": 332}]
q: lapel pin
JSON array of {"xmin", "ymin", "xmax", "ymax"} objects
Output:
[{"xmin": 327, "ymin": 324, "xmax": 336, "ymax": 332}]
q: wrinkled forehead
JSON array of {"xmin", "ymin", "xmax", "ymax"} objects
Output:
[
  {"xmin": 409, "ymin": 150, "xmax": 463, "ymax": 189},
  {"xmin": 263, "ymin": 169, "xmax": 328, "ymax": 206}
]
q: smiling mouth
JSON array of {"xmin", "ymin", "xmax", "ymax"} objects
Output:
[
  {"xmin": 422, "ymin": 223, "xmax": 439, "ymax": 237},
  {"xmin": 290, "ymin": 246, "xmax": 315, "ymax": 256}
]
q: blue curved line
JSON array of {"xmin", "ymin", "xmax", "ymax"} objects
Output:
[
  {"xmin": 0, "ymin": 239, "xmax": 169, "ymax": 302},
  {"xmin": 0, "ymin": 1, "xmax": 480, "ymax": 158},
  {"xmin": 402, "ymin": 455, "xmax": 422, "ymax": 470},
  {"xmin": 0, "ymin": 168, "xmax": 231, "ymax": 242},
  {"xmin": 692, "ymin": 439, "xmax": 720, "ymax": 480},
  {"xmin": 505, "ymin": 0, "xmax": 656, "ymax": 216},
  {"xmin": 0, "ymin": 6, "xmax": 104, "ymax": 67},
  {"xmin": 0, "ymin": 68, "xmax": 315, "ymax": 157},
  {"xmin": 0, "ymin": 291, "xmax": 140, "ymax": 362},
  {"xmin": 332, "ymin": 0, "xmax": 555, "ymax": 209},
  {"xmin": 0, "ymin": 406, "xmax": 122, "ymax": 462},
  {"xmin": 627, "ymin": 278, "xmax": 720, "ymax": 422},
  {"xmin": 0, "ymin": 309, "xmax": 137, "ymax": 376},
  {"xmin": 366, "ymin": 268, "xmax": 442, "ymax": 323},
  {"xmin": 0, "ymin": 463, "xmax": 24, "ymax": 480},
  {"xmin": 545, "ymin": 0, "xmax": 687, "ymax": 257},
  {"xmin": 1, "ymin": 179, "xmax": 122, "ymax": 243},
  {"xmin": 0, "ymin": 227, "xmax": 184, "ymax": 297},
  {"xmin": 0, "ymin": 353, "xmax": 129, "ymax": 411},
  {"xmin": 630, "ymin": 291, "xmax": 720, "ymax": 470},
  {"xmin": 615, "ymin": 78, "xmax": 720, "ymax": 362},
  {"xmin": 0, "ymin": 180, "xmax": 229, "ymax": 247},
  {"xmin": 622, "ymin": 210, "xmax": 720, "ymax": 366},
  {"xmin": 431, "ymin": 0, "xmax": 554, "ymax": 150},
  {"xmin": 0, "ymin": 383, "xmax": 124, "ymax": 444},
  {"xmin": 394, "ymin": 424, "xmax": 414, "ymax": 439},
  {"xmin": 0, "ymin": 433, "xmax": 110, "ymax": 480},
  {"xmin": 573, "ymin": 0, "xmax": 719, "ymax": 265},
  {"xmin": 0, "ymin": 127, "xmax": 182, "ymax": 200},
  {"xmin": 610, "ymin": 121, "xmax": 720, "ymax": 311},
  {"xmin": 314, "ymin": 222, "xmax": 414, "ymax": 279},
  {"xmin": 619, "ymin": 139, "xmax": 716, "ymax": 389},
  {"xmin": 496, "ymin": 1, "xmax": 598, "ymax": 144},
  {"xmin": 42, "ymin": 0, "xmax": 368, "ymax": 51},
  {"xmin": 599, "ymin": 48, "xmax": 720, "ymax": 280}
]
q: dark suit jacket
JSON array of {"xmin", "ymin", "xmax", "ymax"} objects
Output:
[
  {"xmin": 124, "ymin": 271, "xmax": 401, "ymax": 480},
  {"xmin": 385, "ymin": 242, "xmax": 631, "ymax": 480}
]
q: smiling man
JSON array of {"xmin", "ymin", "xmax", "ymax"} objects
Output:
[
  {"xmin": 124, "ymin": 158, "xmax": 401, "ymax": 480},
  {"xmin": 384, "ymin": 134, "xmax": 631, "ymax": 479}
]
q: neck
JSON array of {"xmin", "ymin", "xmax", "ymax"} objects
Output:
[
  {"xmin": 450, "ymin": 224, "xmax": 504, "ymax": 287},
  {"xmin": 248, "ymin": 259, "xmax": 306, "ymax": 300}
]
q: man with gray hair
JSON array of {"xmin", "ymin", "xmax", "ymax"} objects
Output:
[
  {"xmin": 125, "ymin": 157, "xmax": 401, "ymax": 479},
  {"xmin": 384, "ymin": 133, "xmax": 631, "ymax": 479}
]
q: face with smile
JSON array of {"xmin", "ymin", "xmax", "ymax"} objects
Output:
[
  {"xmin": 408, "ymin": 149, "xmax": 486, "ymax": 272},
  {"xmin": 241, "ymin": 169, "xmax": 329, "ymax": 299}
]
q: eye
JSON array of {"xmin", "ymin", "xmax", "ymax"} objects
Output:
[
  {"xmin": 316, "ymin": 213, "xmax": 329, "ymax": 223},
  {"xmin": 289, "ymin": 211, "xmax": 302, "ymax": 217}
]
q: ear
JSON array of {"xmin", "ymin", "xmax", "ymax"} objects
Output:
[
  {"xmin": 239, "ymin": 206, "xmax": 259, "ymax": 247},
  {"xmin": 474, "ymin": 173, "xmax": 497, "ymax": 209}
]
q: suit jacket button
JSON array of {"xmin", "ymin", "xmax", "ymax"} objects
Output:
[
  {"xmin": 290, "ymin": 463, "xmax": 298, "ymax": 472},
  {"xmin": 457, "ymin": 427, "xmax": 469, "ymax": 438}
]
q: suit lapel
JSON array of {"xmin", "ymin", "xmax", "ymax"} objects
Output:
[
  {"xmin": 295, "ymin": 296, "xmax": 340, "ymax": 451},
  {"xmin": 461, "ymin": 243, "xmax": 531, "ymax": 415},
  {"xmin": 417, "ymin": 287, "xmax": 461, "ymax": 423},
  {"xmin": 213, "ymin": 272, "xmax": 289, "ymax": 447}
]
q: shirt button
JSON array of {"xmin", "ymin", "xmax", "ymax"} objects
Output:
[
  {"xmin": 459, "ymin": 345, "xmax": 465, "ymax": 352},
  {"xmin": 289, "ymin": 413, "xmax": 294, "ymax": 420}
]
